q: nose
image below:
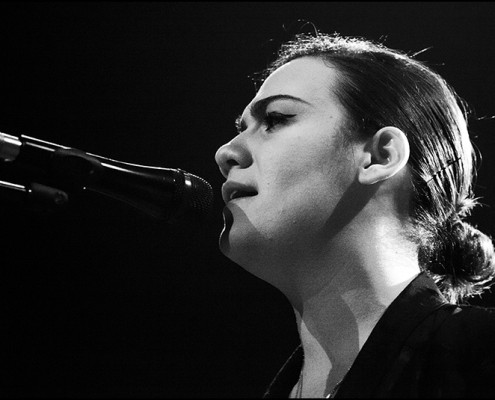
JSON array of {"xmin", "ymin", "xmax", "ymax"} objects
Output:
[{"xmin": 215, "ymin": 135, "xmax": 253, "ymax": 178}]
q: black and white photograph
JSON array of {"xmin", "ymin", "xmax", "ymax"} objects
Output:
[{"xmin": 2, "ymin": 2, "xmax": 495, "ymax": 398}]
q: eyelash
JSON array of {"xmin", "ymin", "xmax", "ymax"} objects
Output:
[
  {"xmin": 234, "ymin": 112, "xmax": 295, "ymax": 135},
  {"xmin": 263, "ymin": 112, "xmax": 295, "ymax": 131}
]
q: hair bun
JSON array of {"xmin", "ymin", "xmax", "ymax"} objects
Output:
[{"xmin": 428, "ymin": 219, "xmax": 495, "ymax": 303}]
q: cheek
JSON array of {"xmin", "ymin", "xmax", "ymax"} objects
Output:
[
  {"xmin": 260, "ymin": 142, "xmax": 347, "ymax": 208},
  {"xmin": 260, "ymin": 141, "xmax": 329, "ymax": 188},
  {"xmin": 252, "ymin": 170, "xmax": 344, "ymax": 243},
  {"xmin": 256, "ymin": 145, "xmax": 354, "ymax": 236}
]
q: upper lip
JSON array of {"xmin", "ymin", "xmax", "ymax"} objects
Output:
[{"xmin": 221, "ymin": 181, "xmax": 258, "ymax": 204}]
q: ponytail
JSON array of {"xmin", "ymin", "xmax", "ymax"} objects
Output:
[{"xmin": 420, "ymin": 217, "xmax": 495, "ymax": 303}]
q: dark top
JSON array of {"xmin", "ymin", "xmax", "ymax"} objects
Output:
[{"xmin": 263, "ymin": 272, "xmax": 495, "ymax": 398}]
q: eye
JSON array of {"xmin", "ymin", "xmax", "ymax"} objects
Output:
[{"xmin": 264, "ymin": 112, "xmax": 295, "ymax": 131}]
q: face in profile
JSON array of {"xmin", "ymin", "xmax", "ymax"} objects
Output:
[{"xmin": 215, "ymin": 57, "xmax": 361, "ymax": 287}]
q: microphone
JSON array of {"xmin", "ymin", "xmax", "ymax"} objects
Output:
[{"xmin": 0, "ymin": 132, "xmax": 213, "ymax": 222}]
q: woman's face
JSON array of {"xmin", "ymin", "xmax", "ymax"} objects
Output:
[{"xmin": 215, "ymin": 57, "xmax": 361, "ymax": 284}]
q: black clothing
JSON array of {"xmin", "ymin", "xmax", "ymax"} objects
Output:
[{"xmin": 264, "ymin": 273, "xmax": 495, "ymax": 398}]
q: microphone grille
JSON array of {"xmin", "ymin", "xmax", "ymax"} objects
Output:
[{"xmin": 183, "ymin": 172, "xmax": 214, "ymax": 220}]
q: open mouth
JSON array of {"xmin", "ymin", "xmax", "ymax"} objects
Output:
[
  {"xmin": 229, "ymin": 190, "xmax": 258, "ymax": 201},
  {"xmin": 222, "ymin": 181, "xmax": 258, "ymax": 204}
]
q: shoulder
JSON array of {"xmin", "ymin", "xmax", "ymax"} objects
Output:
[
  {"xmin": 428, "ymin": 304, "xmax": 495, "ymax": 397},
  {"xmin": 441, "ymin": 304, "xmax": 495, "ymax": 338},
  {"xmin": 434, "ymin": 304, "xmax": 495, "ymax": 369}
]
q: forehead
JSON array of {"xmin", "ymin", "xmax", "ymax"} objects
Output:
[{"xmin": 251, "ymin": 57, "xmax": 340, "ymax": 108}]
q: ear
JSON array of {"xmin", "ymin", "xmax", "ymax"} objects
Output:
[{"xmin": 358, "ymin": 126, "xmax": 410, "ymax": 185}]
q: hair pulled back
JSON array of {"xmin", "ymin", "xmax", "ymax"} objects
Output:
[{"xmin": 259, "ymin": 33, "xmax": 495, "ymax": 304}]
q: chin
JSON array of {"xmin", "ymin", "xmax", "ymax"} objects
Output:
[
  {"xmin": 219, "ymin": 202, "xmax": 257, "ymax": 255},
  {"xmin": 218, "ymin": 219, "xmax": 285, "ymax": 290},
  {"xmin": 219, "ymin": 224, "xmax": 257, "ymax": 266},
  {"xmin": 218, "ymin": 203, "xmax": 300, "ymax": 285},
  {"xmin": 218, "ymin": 208, "xmax": 259, "ymax": 266}
]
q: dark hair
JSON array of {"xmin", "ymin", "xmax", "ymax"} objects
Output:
[{"xmin": 258, "ymin": 33, "xmax": 495, "ymax": 304}]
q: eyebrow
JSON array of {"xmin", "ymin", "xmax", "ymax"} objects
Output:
[{"xmin": 235, "ymin": 94, "xmax": 311, "ymax": 133}]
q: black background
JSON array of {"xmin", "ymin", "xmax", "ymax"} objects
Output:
[{"xmin": 2, "ymin": 2, "xmax": 495, "ymax": 398}]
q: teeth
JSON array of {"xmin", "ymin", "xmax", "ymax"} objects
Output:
[{"xmin": 229, "ymin": 190, "xmax": 238, "ymax": 201}]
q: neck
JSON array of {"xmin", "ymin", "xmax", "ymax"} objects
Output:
[{"xmin": 286, "ymin": 223, "xmax": 420, "ymax": 397}]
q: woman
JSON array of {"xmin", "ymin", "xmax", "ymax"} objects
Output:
[{"xmin": 215, "ymin": 32, "xmax": 495, "ymax": 398}]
